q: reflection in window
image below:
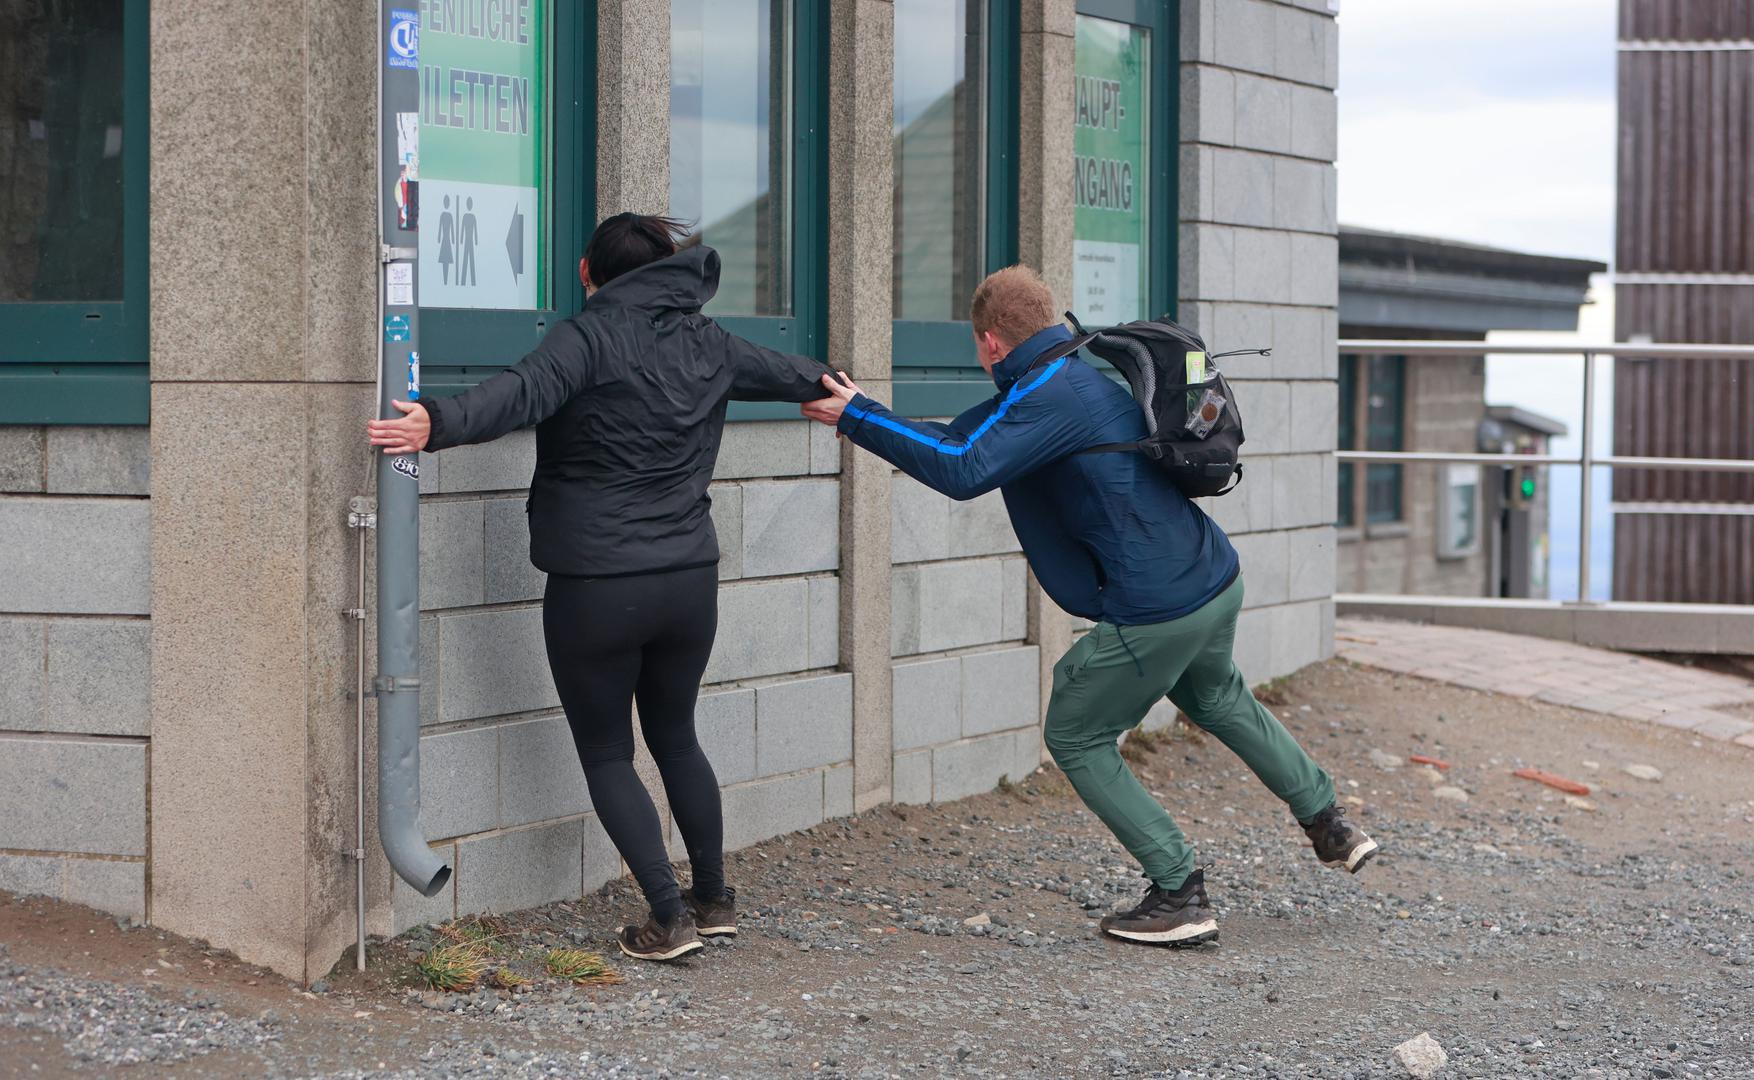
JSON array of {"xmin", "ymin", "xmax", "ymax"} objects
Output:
[
  {"xmin": 670, "ymin": 0, "xmax": 791, "ymax": 316},
  {"xmin": 893, "ymin": 0, "xmax": 985, "ymax": 323},
  {"xmin": 1338, "ymin": 355, "xmax": 1357, "ymax": 527},
  {"xmin": 1338, "ymin": 353, "xmax": 1406, "ymax": 526},
  {"xmin": 1364, "ymin": 355, "xmax": 1406, "ymax": 523},
  {"xmin": 1, "ymin": 0, "xmax": 126, "ymax": 302}
]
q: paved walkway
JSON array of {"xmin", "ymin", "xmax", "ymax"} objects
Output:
[{"xmin": 1336, "ymin": 616, "xmax": 1754, "ymax": 749}]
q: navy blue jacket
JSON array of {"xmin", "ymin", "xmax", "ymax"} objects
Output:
[{"xmin": 837, "ymin": 325, "xmax": 1240, "ymax": 626}]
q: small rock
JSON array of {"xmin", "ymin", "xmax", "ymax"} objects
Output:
[
  {"xmin": 1432, "ymin": 786, "xmax": 1470, "ymax": 804},
  {"xmin": 309, "ymin": 979, "xmax": 330, "ymax": 994},
  {"xmin": 962, "ymin": 913, "xmax": 991, "ymax": 928},
  {"xmin": 1622, "ymin": 764, "xmax": 1663, "ymax": 782},
  {"xmin": 1581, "ymin": 759, "xmax": 1601, "ymax": 771},
  {"xmin": 1391, "ymin": 1031, "xmax": 1448, "ymax": 1078},
  {"xmin": 1417, "ymin": 766, "xmax": 1447, "ymax": 786},
  {"xmin": 1564, "ymin": 795, "xmax": 1598, "ymax": 812},
  {"xmin": 1471, "ymin": 843, "xmax": 1503, "ymax": 857},
  {"xmin": 1368, "ymin": 749, "xmax": 1404, "ymax": 771}
]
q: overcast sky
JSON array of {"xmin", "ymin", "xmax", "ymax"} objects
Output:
[{"xmin": 1336, "ymin": 0, "xmax": 1618, "ymax": 264}]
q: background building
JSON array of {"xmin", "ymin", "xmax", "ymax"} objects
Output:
[
  {"xmin": 1612, "ymin": 2, "xmax": 1754, "ymax": 604},
  {"xmin": 1335, "ymin": 226, "xmax": 1600, "ymax": 598},
  {"xmin": 0, "ymin": 0, "xmax": 1338, "ymax": 982}
]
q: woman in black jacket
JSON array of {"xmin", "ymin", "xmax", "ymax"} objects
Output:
[{"xmin": 367, "ymin": 214, "xmax": 832, "ymax": 961}]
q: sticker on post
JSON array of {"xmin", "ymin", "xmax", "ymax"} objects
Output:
[
  {"xmin": 383, "ymin": 313, "xmax": 410, "ymax": 342},
  {"xmin": 387, "ymin": 10, "xmax": 418, "ymax": 69},
  {"xmin": 387, "ymin": 262, "xmax": 413, "ymax": 305},
  {"xmin": 391, "ymin": 456, "xmax": 419, "ymax": 481},
  {"xmin": 407, "ymin": 350, "xmax": 421, "ymax": 401},
  {"xmin": 395, "ymin": 112, "xmax": 420, "ymax": 230}
]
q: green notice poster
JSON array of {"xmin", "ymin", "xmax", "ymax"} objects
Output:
[
  {"xmin": 1072, "ymin": 14, "xmax": 1149, "ymax": 325},
  {"xmin": 415, "ymin": 0, "xmax": 547, "ymax": 310}
]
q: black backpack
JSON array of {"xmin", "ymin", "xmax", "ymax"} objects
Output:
[{"xmin": 1031, "ymin": 313, "xmax": 1264, "ymax": 498}]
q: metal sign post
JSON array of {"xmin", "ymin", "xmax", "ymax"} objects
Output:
[{"xmin": 375, "ymin": 2, "xmax": 452, "ymax": 923}]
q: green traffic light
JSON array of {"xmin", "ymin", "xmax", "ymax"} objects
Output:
[{"xmin": 1520, "ymin": 476, "xmax": 1537, "ymax": 499}]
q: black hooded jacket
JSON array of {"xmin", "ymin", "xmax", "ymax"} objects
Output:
[{"xmin": 421, "ymin": 245, "xmax": 832, "ymax": 578}]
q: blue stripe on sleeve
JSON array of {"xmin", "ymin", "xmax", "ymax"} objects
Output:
[{"xmin": 844, "ymin": 358, "xmax": 1068, "ymax": 458}]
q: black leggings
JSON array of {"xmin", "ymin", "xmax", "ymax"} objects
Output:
[{"xmin": 542, "ymin": 564, "xmax": 723, "ymax": 922}]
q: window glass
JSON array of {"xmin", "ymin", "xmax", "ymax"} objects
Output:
[
  {"xmin": 1337, "ymin": 354, "xmax": 1357, "ymax": 527},
  {"xmin": 1, "ymin": 0, "xmax": 125, "ymax": 302},
  {"xmin": 1072, "ymin": 13, "xmax": 1149, "ymax": 325},
  {"xmin": 892, "ymin": 0, "xmax": 985, "ymax": 322},
  {"xmin": 1365, "ymin": 355, "xmax": 1405, "ymax": 523},
  {"xmin": 670, "ymin": 0, "xmax": 792, "ymax": 317}
]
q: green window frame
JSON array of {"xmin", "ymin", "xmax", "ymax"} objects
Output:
[
  {"xmin": 1364, "ymin": 354, "xmax": 1406, "ymax": 524},
  {"xmin": 1337, "ymin": 354, "xmax": 1356, "ymax": 528},
  {"xmin": 893, "ymin": 0, "xmax": 1179, "ymax": 420},
  {"xmin": 712, "ymin": 0, "xmax": 832, "ymax": 421},
  {"xmin": 891, "ymin": 0, "xmax": 1021, "ymax": 419},
  {"xmin": 417, "ymin": 0, "xmax": 596, "ymax": 400},
  {"xmin": 0, "ymin": 0, "xmax": 150, "ymax": 425},
  {"xmin": 1338, "ymin": 352, "xmax": 1406, "ymax": 528},
  {"xmin": 1070, "ymin": 0, "xmax": 1178, "ymax": 323}
]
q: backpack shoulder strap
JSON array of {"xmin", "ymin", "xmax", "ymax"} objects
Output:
[{"xmin": 1021, "ymin": 330, "xmax": 1096, "ymax": 375}]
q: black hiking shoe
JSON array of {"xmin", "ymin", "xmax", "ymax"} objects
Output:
[
  {"xmin": 616, "ymin": 912, "xmax": 704, "ymax": 962},
  {"xmin": 1098, "ymin": 870, "xmax": 1219, "ymax": 947},
  {"xmin": 686, "ymin": 886, "xmax": 737, "ymax": 937},
  {"xmin": 1301, "ymin": 803, "xmax": 1379, "ymax": 873}
]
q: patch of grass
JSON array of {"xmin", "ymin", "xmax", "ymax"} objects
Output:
[
  {"xmin": 544, "ymin": 948, "xmax": 621, "ymax": 986},
  {"xmin": 415, "ymin": 943, "xmax": 493, "ymax": 993},
  {"xmin": 1120, "ymin": 724, "xmax": 1171, "ymax": 764},
  {"xmin": 489, "ymin": 967, "xmax": 531, "ymax": 990},
  {"xmin": 1030, "ymin": 765, "xmax": 1074, "ymax": 797},
  {"xmin": 437, "ymin": 915, "xmax": 509, "ymax": 954},
  {"xmin": 1253, "ymin": 677, "xmax": 1292, "ymax": 707}
]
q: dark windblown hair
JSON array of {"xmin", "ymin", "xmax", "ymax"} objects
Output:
[{"xmin": 584, "ymin": 213, "xmax": 692, "ymax": 288}]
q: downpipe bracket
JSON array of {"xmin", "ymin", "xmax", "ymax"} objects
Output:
[
  {"xmin": 348, "ymin": 495, "xmax": 378, "ymax": 531},
  {"xmin": 371, "ymin": 675, "xmax": 422, "ymax": 696}
]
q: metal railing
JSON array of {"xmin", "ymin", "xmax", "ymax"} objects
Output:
[{"xmin": 1334, "ymin": 340, "xmax": 1754, "ymax": 605}]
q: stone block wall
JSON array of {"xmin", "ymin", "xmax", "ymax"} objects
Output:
[
  {"xmin": 0, "ymin": 427, "xmax": 152, "ymax": 920},
  {"xmin": 1179, "ymin": 0, "xmax": 1340, "ymax": 681},
  {"xmin": 888, "ymin": 472, "xmax": 1042, "ymax": 805},
  {"xmin": 397, "ymin": 421, "xmax": 853, "ymax": 931}
]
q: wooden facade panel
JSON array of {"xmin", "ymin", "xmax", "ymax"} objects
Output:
[
  {"xmin": 1613, "ymin": 3, "xmax": 1754, "ymax": 605},
  {"xmin": 1614, "ymin": 512, "xmax": 1754, "ymax": 604},
  {"xmin": 1615, "ymin": 52, "xmax": 1754, "ymax": 273},
  {"xmin": 1612, "ymin": 287, "xmax": 1754, "ymax": 505},
  {"xmin": 1620, "ymin": 0, "xmax": 1754, "ymax": 41}
]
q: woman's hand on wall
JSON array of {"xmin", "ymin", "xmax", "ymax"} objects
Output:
[{"xmin": 367, "ymin": 400, "xmax": 432, "ymax": 455}]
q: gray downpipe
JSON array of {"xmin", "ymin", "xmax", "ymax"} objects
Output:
[{"xmin": 375, "ymin": 0, "xmax": 450, "ymax": 899}]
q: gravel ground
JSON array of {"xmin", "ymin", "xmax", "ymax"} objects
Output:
[{"xmin": 2, "ymin": 659, "xmax": 1751, "ymax": 1079}]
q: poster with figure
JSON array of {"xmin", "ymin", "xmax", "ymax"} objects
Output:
[
  {"xmin": 417, "ymin": 0, "xmax": 546, "ymax": 311},
  {"xmin": 1072, "ymin": 15, "xmax": 1149, "ymax": 326}
]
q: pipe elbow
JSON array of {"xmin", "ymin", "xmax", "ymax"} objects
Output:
[{"xmin": 376, "ymin": 691, "xmax": 451, "ymax": 898}]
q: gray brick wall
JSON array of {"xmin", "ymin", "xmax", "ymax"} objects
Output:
[
  {"xmin": 1180, "ymin": 0, "xmax": 1340, "ymax": 685},
  {"xmin": 0, "ymin": 427, "xmax": 151, "ymax": 921},
  {"xmin": 397, "ymin": 420, "xmax": 854, "ymax": 930}
]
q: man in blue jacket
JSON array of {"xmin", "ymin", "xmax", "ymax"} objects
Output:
[{"xmin": 803, "ymin": 266, "xmax": 1376, "ymax": 946}]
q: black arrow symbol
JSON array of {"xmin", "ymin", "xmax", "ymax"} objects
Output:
[{"xmin": 505, "ymin": 203, "xmax": 524, "ymax": 281}]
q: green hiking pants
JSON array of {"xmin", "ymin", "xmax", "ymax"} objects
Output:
[{"xmin": 1042, "ymin": 575, "xmax": 1334, "ymax": 890}]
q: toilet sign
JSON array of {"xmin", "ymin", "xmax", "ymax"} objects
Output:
[{"xmin": 417, "ymin": 0, "xmax": 545, "ymax": 311}]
